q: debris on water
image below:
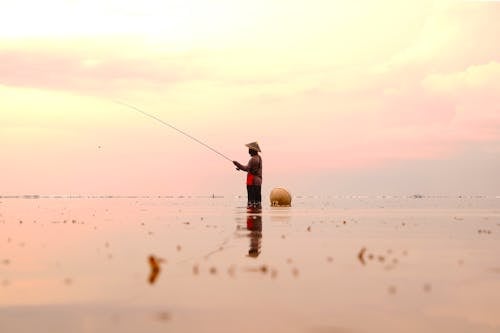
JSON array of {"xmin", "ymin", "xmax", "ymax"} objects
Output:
[
  {"xmin": 245, "ymin": 265, "xmax": 269, "ymax": 274},
  {"xmin": 358, "ymin": 247, "xmax": 366, "ymax": 265},
  {"xmin": 343, "ymin": 220, "xmax": 347, "ymax": 225},
  {"xmin": 271, "ymin": 269, "xmax": 278, "ymax": 279},
  {"xmin": 176, "ymin": 245, "xmax": 182, "ymax": 251},
  {"xmin": 423, "ymin": 283, "xmax": 432, "ymax": 293},
  {"xmin": 19, "ymin": 220, "xmax": 23, "ymax": 224},
  {"xmin": 192, "ymin": 264, "xmax": 199, "ymax": 275},
  {"xmin": 478, "ymin": 229, "xmax": 492, "ymax": 234},
  {"xmin": 307, "ymin": 226, "xmax": 311, "ymax": 232},
  {"xmin": 292, "ymin": 268, "xmax": 300, "ymax": 278},
  {"xmin": 2, "ymin": 279, "xmax": 10, "ymax": 287},
  {"xmin": 378, "ymin": 256, "xmax": 386, "ymax": 263},
  {"xmin": 281, "ymin": 234, "xmax": 286, "ymax": 239},
  {"xmin": 326, "ymin": 256, "xmax": 334, "ymax": 263},
  {"xmin": 2, "ymin": 259, "xmax": 10, "ymax": 265},
  {"xmin": 148, "ymin": 255, "xmax": 165, "ymax": 285},
  {"xmin": 388, "ymin": 285, "xmax": 397, "ymax": 295},
  {"xmin": 209, "ymin": 267, "xmax": 217, "ymax": 275},
  {"xmin": 63, "ymin": 278, "xmax": 73, "ymax": 286},
  {"xmin": 155, "ymin": 312, "xmax": 171, "ymax": 322},
  {"xmin": 368, "ymin": 254, "xmax": 374, "ymax": 260},
  {"xmin": 286, "ymin": 258, "xmax": 293, "ymax": 264},
  {"xmin": 182, "ymin": 221, "xmax": 190, "ymax": 225}
]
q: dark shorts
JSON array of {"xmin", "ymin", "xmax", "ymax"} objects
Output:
[{"xmin": 246, "ymin": 185, "xmax": 262, "ymax": 205}]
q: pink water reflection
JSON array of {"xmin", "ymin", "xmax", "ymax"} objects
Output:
[{"xmin": 0, "ymin": 197, "xmax": 499, "ymax": 333}]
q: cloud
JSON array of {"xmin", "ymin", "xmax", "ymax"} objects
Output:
[
  {"xmin": 247, "ymin": 56, "xmax": 499, "ymax": 171},
  {"xmin": 380, "ymin": 1, "xmax": 500, "ymax": 72},
  {"xmin": 422, "ymin": 61, "xmax": 500, "ymax": 95},
  {"xmin": 421, "ymin": 62, "xmax": 500, "ymax": 139},
  {"xmin": 0, "ymin": 45, "xmax": 198, "ymax": 95},
  {"xmin": 1, "ymin": 0, "xmax": 499, "ymax": 189}
]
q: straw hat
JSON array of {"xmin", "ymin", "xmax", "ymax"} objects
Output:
[{"xmin": 245, "ymin": 141, "xmax": 261, "ymax": 152}]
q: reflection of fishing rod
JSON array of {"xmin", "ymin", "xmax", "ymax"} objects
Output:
[{"xmin": 115, "ymin": 101, "xmax": 233, "ymax": 163}]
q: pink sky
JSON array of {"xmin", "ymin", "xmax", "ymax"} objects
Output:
[{"xmin": 1, "ymin": 0, "xmax": 499, "ymax": 196}]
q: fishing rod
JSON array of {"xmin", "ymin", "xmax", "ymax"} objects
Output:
[{"xmin": 115, "ymin": 101, "xmax": 233, "ymax": 163}]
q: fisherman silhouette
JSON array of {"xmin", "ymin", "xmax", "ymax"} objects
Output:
[{"xmin": 233, "ymin": 142, "xmax": 262, "ymax": 209}]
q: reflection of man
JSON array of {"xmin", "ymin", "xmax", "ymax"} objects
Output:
[{"xmin": 246, "ymin": 214, "xmax": 262, "ymax": 258}]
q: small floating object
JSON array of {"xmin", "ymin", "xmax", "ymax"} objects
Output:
[
  {"xmin": 148, "ymin": 255, "xmax": 165, "ymax": 285},
  {"xmin": 358, "ymin": 247, "xmax": 366, "ymax": 265},
  {"xmin": 270, "ymin": 187, "xmax": 292, "ymax": 207},
  {"xmin": 155, "ymin": 312, "xmax": 171, "ymax": 322}
]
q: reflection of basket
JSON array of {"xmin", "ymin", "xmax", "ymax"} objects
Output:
[{"xmin": 270, "ymin": 187, "xmax": 292, "ymax": 207}]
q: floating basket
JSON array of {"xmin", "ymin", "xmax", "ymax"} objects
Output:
[{"xmin": 270, "ymin": 187, "xmax": 292, "ymax": 207}]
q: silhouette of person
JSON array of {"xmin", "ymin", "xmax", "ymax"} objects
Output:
[
  {"xmin": 246, "ymin": 213, "xmax": 262, "ymax": 258},
  {"xmin": 233, "ymin": 142, "xmax": 262, "ymax": 209}
]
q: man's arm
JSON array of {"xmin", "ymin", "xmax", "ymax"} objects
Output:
[{"xmin": 233, "ymin": 161, "xmax": 248, "ymax": 171}]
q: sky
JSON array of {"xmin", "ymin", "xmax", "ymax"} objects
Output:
[{"xmin": 1, "ymin": 0, "xmax": 499, "ymax": 196}]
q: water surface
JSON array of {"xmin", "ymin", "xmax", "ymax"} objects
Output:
[{"xmin": 1, "ymin": 196, "xmax": 499, "ymax": 333}]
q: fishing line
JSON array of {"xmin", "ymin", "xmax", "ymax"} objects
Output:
[{"xmin": 115, "ymin": 101, "xmax": 233, "ymax": 163}]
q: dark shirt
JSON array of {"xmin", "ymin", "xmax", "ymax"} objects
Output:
[{"xmin": 235, "ymin": 155, "xmax": 262, "ymax": 185}]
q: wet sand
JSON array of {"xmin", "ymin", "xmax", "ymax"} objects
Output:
[{"xmin": 0, "ymin": 196, "xmax": 499, "ymax": 333}]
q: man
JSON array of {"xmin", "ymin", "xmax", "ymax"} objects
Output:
[{"xmin": 233, "ymin": 142, "xmax": 263, "ymax": 208}]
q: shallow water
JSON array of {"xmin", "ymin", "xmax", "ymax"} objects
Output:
[{"xmin": 0, "ymin": 196, "xmax": 499, "ymax": 333}]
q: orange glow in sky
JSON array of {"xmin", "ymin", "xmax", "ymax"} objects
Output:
[{"xmin": 1, "ymin": 0, "xmax": 499, "ymax": 196}]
